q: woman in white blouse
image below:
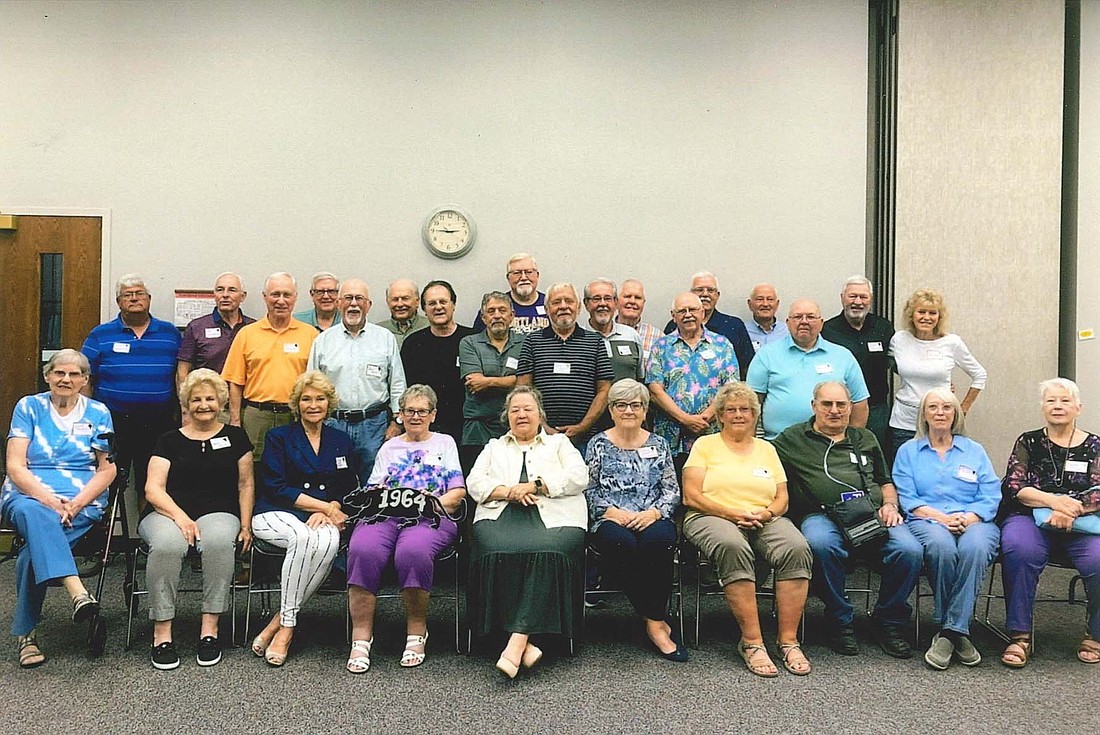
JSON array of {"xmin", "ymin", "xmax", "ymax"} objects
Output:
[{"xmin": 888, "ymin": 288, "xmax": 987, "ymax": 459}]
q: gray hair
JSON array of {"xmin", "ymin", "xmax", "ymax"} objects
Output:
[
  {"xmin": 546, "ymin": 282, "xmax": 578, "ymax": 301},
  {"xmin": 690, "ymin": 271, "xmax": 719, "ymax": 288},
  {"xmin": 310, "ymin": 271, "xmax": 339, "ymax": 288},
  {"xmin": 506, "ymin": 252, "xmax": 539, "ymax": 271},
  {"xmin": 115, "ymin": 273, "xmax": 147, "ymax": 299},
  {"xmin": 1039, "ymin": 377, "xmax": 1081, "ymax": 405},
  {"xmin": 179, "ymin": 368, "xmax": 229, "ymax": 411},
  {"xmin": 812, "ymin": 381, "xmax": 852, "ymax": 402},
  {"xmin": 263, "ymin": 272, "xmax": 297, "ymax": 293},
  {"xmin": 386, "ymin": 279, "xmax": 420, "ymax": 299},
  {"xmin": 214, "ymin": 272, "xmax": 245, "ymax": 291},
  {"xmin": 399, "ymin": 384, "xmax": 438, "ymax": 411},
  {"xmin": 714, "ymin": 382, "xmax": 760, "ymax": 423},
  {"xmin": 500, "ymin": 385, "xmax": 548, "ymax": 426},
  {"xmin": 43, "ymin": 348, "xmax": 90, "ymax": 379},
  {"xmin": 583, "ymin": 278, "xmax": 618, "ymax": 300},
  {"xmin": 842, "ymin": 275, "xmax": 873, "ymax": 295},
  {"xmin": 915, "ymin": 387, "xmax": 967, "ymax": 437},
  {"xmin": 481, "ymin": 290, "xmax": 513, "ymax": 312},
  {"xmin": 608, "ymin": 378, "xmax": 649, "ymax": 411}
]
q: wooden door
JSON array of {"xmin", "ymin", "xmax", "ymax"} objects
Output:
[{"xmin": 0, "ymin": 215, "xmax": 103, "ymax": 463}]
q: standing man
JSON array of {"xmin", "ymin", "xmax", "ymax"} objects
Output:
[
  {"xmin": 472, "ymin": 252, "xmax": 549, "ymax": 335},
  {"xmin": 616, "ymin": 278, "xmax": 663, "ymax": 364},
  {"xmin": 81, "ymin": 274, "xmax": 181, "ymax": 498},
  {"xmin": 822, "ymin": 276, "xmax": 895, "ymax": 454},
  {"xmin": 458, "ymin": 291, "xmax": 523, "ymax": 473},
  {"xmin": 646, "ymin": 293, "xmax": 739, "ymax": 470},
  {"xmin": 307, "ymin": 278, "xmax": 405, "ymax": 476},
  {"xmin": 663, "ymin": 271, "xmax": 754, "ymax": 378},
  {"xmin": 374, "ymin": 278, "xmax": 429, "ymax": 347},
  {"xmin": 517, "ymin": 282, "xmax": 613, "ymax": 455},
  {"xmin": 773, "ymin": 381, "xmax": 922, "ymax": 658},
  {"xmin": 293, "ymin": 271, "xmax": 341, "ymax": 331},
  {"xmin": 744, "ymin": 283, "xmax": 788, "ymax": 353},
  {"xmin": 584, "ymin": 278, "xmax": 643, "ymax": 383},
  {"xmin": 221, "ymin": 272, "xmax": 317, "ymax": 461},
  {"xmin": 746, "ymin": 299, "xmax": 870, "ymax": 440},
  {"xmin": 400, "ymin": 280, "xmax": 475, "ymax": 444},
  {"xmin": 176, "ymin": 272, "xmax": 255, "ymax": 386}
]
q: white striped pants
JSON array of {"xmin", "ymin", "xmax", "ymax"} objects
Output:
[{"xmin": 251, "ymin": 511, "xmax": 340, "ymax": 627}]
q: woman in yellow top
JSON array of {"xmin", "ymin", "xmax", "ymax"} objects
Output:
[{"xmin": 682, "ymin": 382, "xmax": 813, "ymax": 677}]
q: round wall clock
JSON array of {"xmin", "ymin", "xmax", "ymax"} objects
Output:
[{"xmin": 422, "ymin": 206, "xmax": 476, "ymax": 259}]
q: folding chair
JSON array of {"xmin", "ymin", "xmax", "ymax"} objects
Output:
[{"xmin": 581, "ymin": 540, "xmax": 685, "ymax": 645}]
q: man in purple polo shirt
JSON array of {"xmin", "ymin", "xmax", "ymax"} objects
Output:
[
  {"xmin": 81, "ymin": 274, "xmax": 181, "ymax": 501},
  {"xmin": 176, "ymin": 272, "xmax": 256, "ymax": 384}
]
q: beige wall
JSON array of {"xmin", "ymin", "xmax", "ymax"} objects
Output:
[
  {"xmin": 0, "ymin": 0, "xmax": 868, "ymax": 330},
  {"xmin": 895, "ymin": 0, "xmax": 1064, "ymax": 470},
  {"xmin": 1077, "ymin": 1, "xmax": 1100, "ymax": 417}
]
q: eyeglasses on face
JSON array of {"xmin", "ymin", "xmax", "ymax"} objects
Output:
[
  {"xmin": 610, "ymin": 401, "xmax": 645, "ymax": 412},
  {"xmin": 507, "ymin": 269, "xmax": 538, "ymax": 278},
  {"xmin": 341, "ymin": 295, "xmax": 369, "ymax": 303},
  {"xmin": 119, "ymin": 290, "xmax": 148, "ymax": 300},
  {"xmin": 401, "ymin": 408, "xmax": 433, "ymax": 418},
  {"xmin": 311, "ymin": 288, "xmax": 339, "ymax": 296}
]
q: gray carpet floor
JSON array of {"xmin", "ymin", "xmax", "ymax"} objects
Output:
[{"xmin": 0, "ymin": 556, "xmax": 1094, "ymax": 735}]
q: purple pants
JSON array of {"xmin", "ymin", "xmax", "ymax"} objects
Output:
[
  {"xmin": 346, "ymin": 517, "xmax": 458, "ymax": 594},
  {"xmin": 1000, "ymin": 513, "xmax": 1100, "ymax": 638}
]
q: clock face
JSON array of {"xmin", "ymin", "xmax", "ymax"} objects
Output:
[{"xmin": 423, "ymin": 208, "xmax": 475, "ymax": 259}]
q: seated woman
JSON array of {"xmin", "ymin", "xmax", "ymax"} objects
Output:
[
  {"xmin": 585, "ymin": 378, "xmax": 684, "ymax": 661},
  {"xmin": 999, "ymin": 377, "xmax": 1100, "ymax": 666},
  {"xmin": 893, "ymin": 386, "xmax": 1000, "ymax": 670},
  {"xmin": 681, "ymin": 382, "xmax": 812, "ymax": 677},
  {"xmin": 1, "ymin": 349, "xmax": 116, "ymax": 668},
  {"xmin": 140, "ymin": 368, "xmax": 254, "ymax": 670},
  {"xmin": 251, "ymin": 371, "xmax": 357, "ymax": 666},
  {"xmin": 346, "ymin": 384, "xmax": 466, "ymax": 673},
  {"xmin": 467, "ymin": 386, "xmax": 589, "ymax": 678}
]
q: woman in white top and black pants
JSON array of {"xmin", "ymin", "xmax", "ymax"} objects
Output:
[{"xmin": 888, "ymin": 288, "xmax": 987, "ymax": 461}]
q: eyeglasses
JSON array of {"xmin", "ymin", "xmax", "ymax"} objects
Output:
[
  {"xmin": 341, "ymin": 295, "xmax": 369, "ymax": 303},
  {"xmin": 672, "ymin": 307, "xmax": 702, "ymax": 316},
  {"xmin": 311, "ymin": 288, "xmax": 339, "ymax": 296},
  {"xmin": 722, "ymin": 405, "xmax": 755, "ymax": 415},
  {"xmin": 788, "ymin": 314, "xmax": 821, "ymax": 322},
  {"xmin": 401, "ymin": 408, "xmax": 433, "ymax": 418},
  {"xmin": 691, "ymin": 286, "xmax": 718, "ymax": 294},
  {"xmin": 610, "ymin": 401, "xmax": 645, "ymax": 412},
  {"xmin": 585, "ymin": 295, "xmax": 616, "ymax": 304},
  {"xmin": 119, "ymin": 290, "xmax": 148, "ymax": 300},
  {"xmin": 507, "ymin": 269, "xmax": 538, "ymax": 278}
]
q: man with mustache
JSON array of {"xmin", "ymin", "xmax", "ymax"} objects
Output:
[
  {"xmin": 375, "ymin": 278, "xmax": 429, "ymax": 347},
  {"xmin": 293, "ymin": 271, "xmax": 342, "ymax": 332},
  {"xmin": 176, "ymin": 272, "xmax": 256, "ymax": 390},
  {"xmin": 458, "ymin": 291, "xmax": 524, "ymax": 473},
  {"xmin": 662, "ymin": 271, "xmax": 754, "ymax": 379},
  {"xmin": 584, "ymin": 278, "xmax": 643, "ymax": 383},
  {"xmin": 472, "ymin": 252, "xmax": 549, "ymax": 336},
  {"xmin": 307, "ymin": 278, "xmax": 406, "ymax": 475}
]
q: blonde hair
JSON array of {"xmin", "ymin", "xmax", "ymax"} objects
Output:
[
  {"xmin": 915, "ymin": 387, "xmax": 966, "ymax": 437},
  {"xmin": 179, "ymin": 368, "xmax": 229, "ymax": 411},
  {"xmin": 289, "ymin": 370, "xmax": 338, "ymax": 420},
  {"xmin": 903, "ymin": 288, "xmax": 949, "ymax": 337},
  {"xmin": 714, "ymin": 382, "xmax": 760, "ymax": 426}
]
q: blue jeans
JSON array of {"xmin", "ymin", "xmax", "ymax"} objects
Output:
[
  {"xmin": 800, "ymin": 513, "xmax": 923, "ymax": 628},
  {"xmin": 328, "ymin": 411, "xmax": 388, "ymax": 481},
  {"xmin": 907, "ymin": 518, "xmax": 1000, "ymax": 635}
]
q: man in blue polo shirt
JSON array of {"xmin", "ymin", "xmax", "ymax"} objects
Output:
[
  {"xmin": 81, "ymin": 274, "xmax": 181, "ymax": 501},
  {"xmin": 746, "ymin": 298, "xmax": 869, "ymax": 439}
]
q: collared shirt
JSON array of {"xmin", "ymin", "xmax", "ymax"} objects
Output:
[
  {"xmin": 772, "ymin": 419, "xmax": 890, "ymax": 520},
  {"xmin": 585, "ymin": 431, "xmax": 680, "ymax": 531},
  {"xmin": 587, "ymin": 322, "xmax": 644, "ymax": 382},
  {"xmin": 821, "ymin": 312, "xmax": 893, "ymax": 405},
  {"xmin": 373, "ymin": 312, "xmax": 429, "ymax": 347},
  {"xmin": 473, "ymin": 292, "xmax": 549, "ymax": 336},
  {"xmin": 892, "ymin": 435, "xmax": 1000, "ymax": 521},
  {"xmin": 665, "ymin": 308, "xmax": 754, "ymax": 380},
  {"xmin": 307, "ymin": 322, "xmax": 405, "ymax": 413},
  {"xmin": 220, "ymin": 317, "xmax": 317, "ymax": 403},
  {"xmin": 293, "ymin": 308, "xmax": 341, "ymax": 331},
  {"xmin": 645, "ymin": 328, "xmax": 739, "ymax": 455},
  {"xmin": 618, "ymin": 320, "xmax": 663, "ymax": 365},
  {"xmin": 81, "ymin": 314, "xmax": 182, "ymax": 412},
  {"xmin": 745, "ymin": 317, "xmax": 790, "ymax": 353},
  {"xmin": 746, "ymin": 334, "xmax": 870, "ymax": 440},
  {"xmin": 458, "ymin": 330, "xmax": 524, "ymax": 447},
  {"xmin": 517, "ymin": 325, "xmax": 614, "ymax": 433},
  {"xmin": 401, "ymin": 325, "xmax": 476, "ymax": 444},
  {"xmin": 178, "ymin": 308, "xmax": 256, "ymax": 374}
]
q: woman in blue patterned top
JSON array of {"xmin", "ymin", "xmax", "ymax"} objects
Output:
[
  {"xmin": 1, "ymin": 349, "xmax": 116, "ymax": 668},
  {"xmin": 586, "ymin": 379, "xmax": 684, "ymax": 661}
]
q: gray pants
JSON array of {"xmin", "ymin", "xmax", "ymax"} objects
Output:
[
  {"xmin": 684, "ymin": 513, "xmax": 812, "ymax": 587},
  {"xmin": 138, "ymin": 512, "xmax": 240, "ymax": 621}
]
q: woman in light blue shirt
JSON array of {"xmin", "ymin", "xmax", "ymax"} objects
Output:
[{"xmin": 892, "ymin": 386, "xmax": 1000, "ymax": 671}]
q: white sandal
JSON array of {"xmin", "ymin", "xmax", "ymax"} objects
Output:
[
  {"xmin": 400, "ymin": 632, "xmax": 428, "ymax": 668},
  {"xmin": 346, "ymin": 639, "xmax": 373, "ymax": 674}
]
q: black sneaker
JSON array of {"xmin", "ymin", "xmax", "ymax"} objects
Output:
[
  {"xmin": 196, "ymin": 635, "xmax": 222, "ymax": 666},
  {"xmin": 873, "ymin": 621, "xmax": 913, "ymax": 659},
  {"xmin": 830, "ymin": 626, "xmax": 860, "ymax": 656},
  {"xmin": 151, "ymin": 641, "xmax": 180, "ymax": 670}
]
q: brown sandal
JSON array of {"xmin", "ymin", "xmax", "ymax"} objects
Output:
[
  {"xmin": 738, "ymin": 640, "xmax": 778, "ymax": 678},
  {"xmin": 778, "ymin": 641, "xmax": 812, "ymax": 676},
  {"xmin": 1078, "ymin": 637, "xmax": 1100, "ymax": 664},
  {"xmin": 1000, "ymin": 635, "xmax": 1031, "ymax": 669}
]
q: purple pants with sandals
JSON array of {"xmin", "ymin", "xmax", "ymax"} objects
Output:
[{"xmin": 346, "ymin": 517, "xmax": 458, "ymax": 593}]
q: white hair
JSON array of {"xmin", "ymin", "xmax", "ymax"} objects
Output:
[
  {"xmin": 263, "ymin": 272, "xmax": 297, "ymax": 293},
  {"xmin": 1039, "ymin": 377, "xmax": 1081, "ymax": 404},
  {"xmin": 213, "ymin": 272, "xmax": 245, "ymax": 290},
  {"xmin": 115, "ymin": 273, "xmax": 147, "ymax": 298},
  {"xmin": 310, "ymin": 271, "xmax": 339, "ymax": 288},
  {"xmin": 842, "ymin": 275, "xmax": 873, "ymax": 295}
]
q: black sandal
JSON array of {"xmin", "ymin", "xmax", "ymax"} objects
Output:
[{"xmin": 17, "ymin": 635, "xmax": 45, "ymax": 669}]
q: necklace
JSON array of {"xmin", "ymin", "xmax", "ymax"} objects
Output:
[{"xmin": 1043, "ymin": 426, "xmax": 1077, "ymax": 488}]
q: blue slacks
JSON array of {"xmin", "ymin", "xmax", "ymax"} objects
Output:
[{"xmin": 907, "ymin": 518, "xmax": 999, "ymax": 635}]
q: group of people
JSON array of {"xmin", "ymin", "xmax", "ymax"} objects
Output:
[{"xmin": 3, "ymin": 254, "xmax": 1097, "ymax": 681}]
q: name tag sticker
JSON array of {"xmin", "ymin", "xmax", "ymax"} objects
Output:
[
  {"xmin": 840, "ymin": 490, "xmax": 866, "ymax": 502},
  {"xmin": 72, "ymin": 422, "xmax": 93, "ymax": 436},
  {"xmin": 700, "ymin": 350, "xmax": 716, "ymax": 360},
  {"xmin": 868, "ymin": 341, "xmax": 883, "ymax": 352},
  {"xmin": 505, "ymin": 356, "xmax": 519, "ymax": 369},
  {"xmin": 637, "ymin": 446, "xmax": 659, "ymax": 459},
  {"xmin": 336, "ymin": 456, "xmax": 348, "ymax": 469},
  {"xmin": 956, "ymin": 465, "xmax": 978, "ymax": 482},
  {"xmin": 210, "ymin": 436, "xmax": 231, "ymax": 450},
  {"xmin": 616, "ymin": 344, "xmax": 633, "ymax": 356},
  {"xmin": 923, "ymin": 348, "xmax": 942, "ymax": 360},
  {"xmin": 751, "ymin": 467, "xmax": 771, "ymax": 478},
  {"xmin": 861, "ymin": 454, "xmax": 869, "ymax": 465},
  {"xmin": 535, "ymin": 305, "xmax": 546, "ymax": 315},
  {"xmin": 456, "ymin": 356, "xmax": 461, "ymax": 367},
  {"xmin": 849, "ymin": 452, "xmax": 859, "ymax": 464},
  {"xmin": 815, "ymin": 363, "xmax": 834, "ymax": 374},
  {"xmin": 364, "ymin": 364, "xmax": 383, "ymax": 379},
  {"xmin": 752, "ymin": 340, "xmax": 762, "ymax": 352},
  {"xmin": 553, "ymin": 362, "xmax": 572, "ymax": 374},
  {"xmin": 283, "ymin": 343, "xmax": 300, "ymax": 354},
  {"xmin": 1066, "ymin": 459, "xmax": 1089, "ymax": 474},
  {"xmin": 205, "ymin": 327, "xmax": 222, "ymax": 339},
  {"xmin": 112, "ymin": 342, "xmax": 130, "ymax": 353}
]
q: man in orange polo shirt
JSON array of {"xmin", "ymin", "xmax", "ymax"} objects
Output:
[{"xmin": 222, "ymin": 272, "xmax": 317, "ymax": 461}]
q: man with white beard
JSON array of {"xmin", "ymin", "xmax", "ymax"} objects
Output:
[
  {"xmin": 472, "ymin": 252, "xmax": 549, "ymax": 335},
  {"xmin": 584, "ymin": 278, "xmax": 644, "ymax": 383}
]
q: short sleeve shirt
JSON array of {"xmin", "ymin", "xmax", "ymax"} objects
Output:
[
  {"xmin": 149, "ymin": 425, "xmax": 253, "ymax": 519},
  {"xmin": 684, "ymin": 434, "xmax": 786, "ymax": 515}
]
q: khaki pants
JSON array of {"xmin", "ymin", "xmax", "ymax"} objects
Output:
[
  {"xmin": 684, "ymin": 513, "xmax": 812, "ymax": 587},
  {"xmin": 241, "ymin": 404, "xmax": 293, "ymax": 463}
]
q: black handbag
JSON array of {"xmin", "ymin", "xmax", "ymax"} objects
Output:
[{"xmin": 822, "ymin": 436, "xmax": 888, "ymax": 548}]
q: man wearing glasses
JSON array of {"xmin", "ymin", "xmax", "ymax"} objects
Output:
[
  {"xmin": 662, "ymin": 271, "xmax": 754, "ymax": 379},
  {"xmin": 746, "ymin": 299, "xmax": 870, "ymax": 440},
  {"xmin": 293, "ymin": 271, "xmax": 342, "ymax": 332},
  {"xmin": 473, "ymin": 252, "xmax": 549, "ymax": 335},
  {"xmin": 81, "ymin": 273, "xmax": 181, "ymax": 502},
  {"xmin": 307, "ymin": 278, "xmax": 405, "ymax": 477}
]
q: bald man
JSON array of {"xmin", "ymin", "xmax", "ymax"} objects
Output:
[{"xmin": 744, "ymin": 283, "xmax": 788, "ymax": 353}]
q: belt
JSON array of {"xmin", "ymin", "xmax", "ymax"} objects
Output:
[
  {"xmin": 332, "ymin": 405, "xmax": 387, "ymax": 424},
  {"xmin": 244, "ymin": 399, "xmax": 291, "ymax": 413}
]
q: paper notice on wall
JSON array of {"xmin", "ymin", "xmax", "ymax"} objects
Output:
[
  {"xmin": 1079, "ymin": 329, "xmax": 1095, "ymax": 341},
  {"xmin": 174, "ymin": 290, "xmax": 215, "ymax": 327}
]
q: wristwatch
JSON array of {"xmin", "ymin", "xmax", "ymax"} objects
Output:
[{"xmin": 534, "ymin": 478, "xmax": 545, "ymax": 494}]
